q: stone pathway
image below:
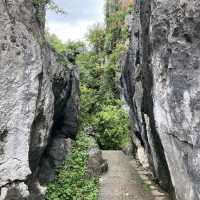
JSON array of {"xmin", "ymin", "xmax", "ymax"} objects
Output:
[{"xmin": 98, "ymin": 151, "xmax": 169, "ymax": 200}]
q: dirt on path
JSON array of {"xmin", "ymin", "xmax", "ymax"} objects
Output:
[{"xmin": 98, "ymin": 151, "xmax": 169, "ymax": 200}]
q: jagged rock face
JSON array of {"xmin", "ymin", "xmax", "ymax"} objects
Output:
[
  {"xmin": 0, "ymin": 1, "xmax": 79, "ymax": 199},
  {"xmin": 121, "ymin": 0, "xmax": 200, "ymax": 199}
]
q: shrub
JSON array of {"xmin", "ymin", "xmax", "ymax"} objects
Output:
[
  {"xmin": 77, "ymin": 52, "xmax": 103, "ymax": 90},
  {"xmin": 46, "ymin": 33, "xmax": 86, "ymax": 55},
  {"xmin": 79, "ymin": 85, "xmax": 97, "ymax": 127},
  {"xmin": 87, "ymin": 24, "xmax": 106, "ymax": 54},
  {"xmin": 94, "ymin": 105, "xmax": 130, "ymax": 150},
  {"xmin": 103, "ymin": 41, "xmax": 127, "ymax": 97},
  {"xmin": 45, "ymin": 133, "xmax": 99, "ymax": 200}
]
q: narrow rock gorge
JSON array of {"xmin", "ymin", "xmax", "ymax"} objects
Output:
[
  {"xmin": 1, "ymin": 0, "xmax": 200, "ymax": 200},
  {"xmin": 0, "ymin": 1, "xmax": 79, "ymax": 199},
  {"xmin": 121, "ymin": 0, "xmax": 200, "ymax": 199}
]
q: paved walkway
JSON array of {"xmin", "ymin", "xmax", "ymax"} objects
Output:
[{"xmin": 98, "ymin": 151, "xmax": 169, "ymax": 200}]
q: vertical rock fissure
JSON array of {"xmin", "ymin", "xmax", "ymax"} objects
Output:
[
  {"xmin": 140, "ymin": 0, "xmax": 172, "ymax": 191},
  {"xmin": 29, "ymin": 71, "xmax": 44, "ymax": 173}
]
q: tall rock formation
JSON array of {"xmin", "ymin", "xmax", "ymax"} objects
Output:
[
  {"xmin": 121, "ymin": 0, "xmax": 200, "ymax": 199},
  {"xmin": 0, "ymin": 1, "xmax": 79, "ymax": 199}
]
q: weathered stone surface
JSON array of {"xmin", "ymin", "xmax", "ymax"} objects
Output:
[
  {"xmin": 122, "ymin": 143, "xmax": 134, "ymax": 158},
  {"xmin": 84, "ymin": 130, "xmax": 108, "ymax": 177},
  {"xmin": 0, "ymin": 182, "xmax": 30, "ymax": 200},
  {"xmin": 38, "ymin": 138, "xmax": 73, "ymax": 184},
  {"xmin": 0, "ymin": 1, "xmax": 79, "ymax": 198},
  {"xmin": 87, "ymin": 147, "xmax": 108, "ymax": 177},
  {"xmin": 121, "ymin": 0, "xmax": 200, "ymax": 199}
]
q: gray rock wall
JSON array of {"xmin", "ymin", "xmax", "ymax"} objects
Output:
[
  {"xmin": 0, "ymin": 1, "xmax": 79, "ymax": 199},
  {"xmin": 121, "ymin": 0, "xmax": 200, "ymax": 199}
]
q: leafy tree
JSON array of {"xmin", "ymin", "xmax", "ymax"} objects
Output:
[
  {"xmin": 33, "ymin": 0, "xmax": 65, "ymax": 14},
  {"xmin": 45, "ymin": 32, "xmax": 66, "ymax": 53},
  {"xmin": 46, "ymin": 32, "xmax": 86, "ymax": 58},
  {"xmin": 78, "ymin": 0, "xmax": 132, "ymax": 149},
  {"xmin": 77, "ymin": 52, "xmax": 103, "ymax": 89},
  {"xmin": 87, "ymin": 24, "xmax": 106, "ymax": 54},
  {"xmin": 94, "ymin": 105, "xmax": 130, "ymax": 150},
  {"xmin": 64, "ymin": 40, "xmax": 86, "ymax": 55},
  {"xmin": 47, "ymin": 0, "xmax": 65, "ymax": 14}
]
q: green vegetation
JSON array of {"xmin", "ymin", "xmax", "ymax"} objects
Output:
[
  {"xmin": 33, "ymin": 0, "xmax": 64, "ymax": 14},
  {"xmin": 33, "ymin": 0, "xmax": 65, "ymax": 25},
  {"xmin": 47, "ymin": 0, "xmax": 66, "ymax": 14},
  {"xmin": 45, "ymin": 32, "xmax": 85, "ymax": 67},
  {"xmin": 45, "ymin": 133, "xmax": 99, "ymax": 200},
  {"xmin": 87, "ymin": 24, "xmax": 105, "ymax": 54},
  {"xmin": 95, "ymin": 105, "xmax": 130, "ymax": 150},
  {"xmin": 78, "ymin": 0, "xmax": 132, "ymax": 150},
  {"xmin": 45, "ymin": 32, "xmax": 85, "ymax": 55},
  {"xmin": 32, "ymin": 0, "xmax": 47, "ymax": 6}
]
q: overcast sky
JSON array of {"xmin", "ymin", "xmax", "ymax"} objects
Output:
[{"xmin": 46, "ymin": 0, "xmax": 105, "ymax": 42}]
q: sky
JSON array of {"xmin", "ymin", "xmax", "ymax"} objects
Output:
[{"xmin": 46, "ymin": 0, "xmax": 105, "ymax": 42}]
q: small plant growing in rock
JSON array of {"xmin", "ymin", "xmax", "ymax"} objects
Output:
[{"xmin": 33, "ymin": 0, "xmax": 65, "ymax": 25}]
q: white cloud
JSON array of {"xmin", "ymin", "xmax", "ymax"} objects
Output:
[
  {"xmin": 46, "ymin": 0, "xmax": 105, "ymax": 42},
  {"xmin": 46, "ymin": 20, "xmax": 99, "ymax": 42}
]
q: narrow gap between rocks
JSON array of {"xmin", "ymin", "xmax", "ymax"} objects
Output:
[{"xmin": 42, "ymin": 1, "xmax": 169, "ymax": 200}]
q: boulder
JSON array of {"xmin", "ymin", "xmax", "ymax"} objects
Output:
[{"xmin": 87, "ymin": 147, "xmax": 108, "ymax": 177}]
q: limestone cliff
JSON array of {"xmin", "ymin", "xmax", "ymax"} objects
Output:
[
  {"xmin": 0, "ymin": 1, "xmax": 79, "ymax": 199},
  {"xmin": 121, "ymin": 0, "xmax": 200, "ymax": 199}
]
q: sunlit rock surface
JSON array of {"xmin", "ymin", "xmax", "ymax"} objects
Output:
[
  {"xmin": 0, "ymin": 1, "xmax": 79, "ymax": 199},
  {"xmin": 121, "ymin": 0, "xmax": 200, "ymax": 199}
]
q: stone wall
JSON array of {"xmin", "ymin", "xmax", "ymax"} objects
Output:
[
  {"xmin": 0, "ymin": 1, "xmax": 79, "ymax": 199},
  {"xmin": 121, "ymin": 0, "xmax": 200, "ymax": 199}
]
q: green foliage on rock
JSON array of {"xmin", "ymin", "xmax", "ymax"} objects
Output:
[
  {"xmin": 45, "ymin": 32, "xmax": 86, "ymax": 69},
  {"xmin": 45, "ymin": 133, "xmax": 99, "ymax": 200},
  {"xmin": 33, "ymin": 0, "xmax": 65, "ymax": 14},
  {"xmin": 33, "ymin": 0, "xmax": 65, "ymax": 27},
  {"xmin": 105, "ymin": 11, "xmax": 128, "ymax": 52},
  {"xmin": 47, "ymin": 0, "xmax": 65, "ymax": 14},
  {"xmin": 79, "ymin": 85, "xmax": 97, "ymax": 127},
  {"xmin": 45, "ymin": 33, "xmax": 66, "ymax": 53},
  {"xmin": 103, "ymin": 41, "xmax": 127, "ymax": 97},
  {"xmin": 32, "ymin": 0, "xmax": 47, "ymax": 6}
]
